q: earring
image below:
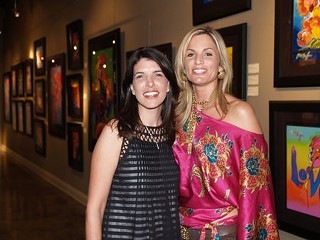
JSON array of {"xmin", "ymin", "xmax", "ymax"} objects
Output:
[{"xmin": 217, "ymin": 70, "xmax": 226, "ymax": 80}]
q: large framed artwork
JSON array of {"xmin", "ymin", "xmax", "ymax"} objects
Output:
[
  {"xmin": 34, "ymin": 119, "xmax": 46, "ymax": 157},
  {"xmin": 126, "ymin": 42, "xmax": 173, "ymax": 64},
  {"xmin": 192, "ymin": 0, "xmax": 251, "ymax": 25},
  {"xmin": 67, "ymin": 122, "xmax": 83, "ymax": 172},
  {"xmin": 35, "ymin": 79, "xmax": 46, "ymax": 117},
  {"xmin": 274, "ymin": 0, "xmax": 320, "ymax": 87},
  {"xmin": 47, "ymin": 53, "xmax": 66, "ymax": 139},
  {"xmin": 25, "ymin": 100, "xmax": 33, "ymax": 137},
  {"xmin": 11, "ymin": 65, "xmax": 17, "ymax": 98},
  {"xmin": 218, "ymin": 23, "xmax": 247, "ymax": 100},
  {"xmin": 269, "ymin": 101, "xmax": 320, "ymax": 239},
  {"xmin": 66, "ymin": 19, "xmax": 84, "ymax": 70},
  {"xmin": 88, "ymin": 28, "xmax": 121, "ymax": 151},
  {"xmin": 34, "ymin": 37, "xmax": 46, "ymax": 76},
  {"xmin": 17, "ymin": 100, "xmax": 25, "ymax": 134},
  {"xmin": 3, "ymin": 72, "xmax": 11, "ymax": 123},
  {"xmin": 66, "ymin": 74, "xmax": 83, "ymax": 119},
  {"xmin": 25, "ymin": 59, "xmax": 33, "ymax": 97}
]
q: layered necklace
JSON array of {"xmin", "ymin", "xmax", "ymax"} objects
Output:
[{"xmin": 186, "ymin": 91, "xmax": 216, "ymax": 154}]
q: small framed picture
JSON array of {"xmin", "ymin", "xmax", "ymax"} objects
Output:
[
  {"xmin": 11, "ymin": 65, "xmax": 17, "ymax": 98},
  {"xmin": 34, "ymin": 37, "xmax": 46, "ymax": 76},
  {"xmin": 17, "ymin": 101, "xmax": 25, "ymax": 134},
  {"xmin": 25, "ymin": 100, "xmax": 33, "ymax": 137},
  {"xmin": 11, "ymin": 101, "xmax": 17, "ymax": 131},
  {"xmin": 3, "ymin": 72, "xmax": 11, "ymax": 123},
  {"xmin": 66, "ymin": 19, "xmax": 84, "ymax": 70},
  {"xmin": 25, "ymin": 59, "xmax": 34, "ymax": 97},
  {"xmin": 17, "ymin": 62, "xmax": 25, "ymax": 97},
  {"xmin": 67, "ymin": 73, "xmax": 83, "ymax": 119},
  {"xmin": 34, "ymin": 119, "xmax": 46, "ymax": 157},
  {"xmin": 67, "ymin": 122, "xmax": 83, "ymax": 172},
  {"xmin": 35, "ymin": 79, "xmax": 46, "ymax": 117}
]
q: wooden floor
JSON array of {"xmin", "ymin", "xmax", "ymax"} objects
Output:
[{"xmin": 0, "ymin": 152, "xmax": 86, "ymax": 240}]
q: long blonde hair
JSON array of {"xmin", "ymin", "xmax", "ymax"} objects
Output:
[{"xmin": 175, "ymin": 26, "xmax": 233, "ymax": 128}]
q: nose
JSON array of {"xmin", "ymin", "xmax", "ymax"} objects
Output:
[
  {"xmin": 147, "ymin": 76, "xmax": 155, "ymax": 87},
  {"xmin": 195, "ymin": 55, "xmax": 204, "ymax": 65}
]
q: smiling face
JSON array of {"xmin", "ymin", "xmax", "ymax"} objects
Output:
[
  {"xmin": 183, "ymin": 34, "xmax": 223, "ymax": 87},
  {"xmin": 130, "ymin": 58, "xmax": 170, "ymax": 113}
]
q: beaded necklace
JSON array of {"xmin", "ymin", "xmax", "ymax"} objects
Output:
[{"xmin": 186, "ymin": 92, "xmax": 216, "ymax": 154}]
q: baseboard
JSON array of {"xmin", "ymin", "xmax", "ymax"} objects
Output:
[{"xmin": 1, "ymin": 145, "xmax": 87, "ymax": 206}]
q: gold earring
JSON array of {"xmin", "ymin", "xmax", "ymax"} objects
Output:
[{"xmin": 217, "ymin": 70, "xmax": 226, "ymax": 80}]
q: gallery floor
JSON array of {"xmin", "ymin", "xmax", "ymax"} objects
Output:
[{"xmin": 0, "ymin": 152, "xmax": 86, "ymax": 240}]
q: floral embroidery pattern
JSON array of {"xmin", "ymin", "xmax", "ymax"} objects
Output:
[
  {"xmin": 244, "ymin": 205, "xmax": 279, "ymax": 240},
  {"xmin": 240, "ymin": 140, "xmax": 270, "ymax": 193}
]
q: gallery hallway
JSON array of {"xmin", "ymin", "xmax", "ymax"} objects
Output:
[{"xmin": 0, "ymin": 152, "xmax": 86, "ymax": 240}]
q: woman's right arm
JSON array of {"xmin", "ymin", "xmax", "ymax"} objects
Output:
[{"xmin": 85, "ymin": 122, "xmax": 122, "ymax": 240}]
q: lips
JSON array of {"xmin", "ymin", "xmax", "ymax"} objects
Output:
[
  {"xmin": 193, "ymin": 68, "xmax": 206, "ymax": 74},
  {"xmin": 143, "ymin": 91, "xmax": 159, "ymax": 97}
]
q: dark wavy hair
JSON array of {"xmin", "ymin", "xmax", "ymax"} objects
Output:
[{"xmin": 115, "ymin": 47, "xmax": 179, "ymax": 145}]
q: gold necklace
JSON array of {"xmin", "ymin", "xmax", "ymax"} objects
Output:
[
  {"xmin": 145, "ymin": 126, "xmax": 160, "ymax": 149},
  {"xmin": 186, "ymin": 92, "xmax": 216, "ymax": 154}
]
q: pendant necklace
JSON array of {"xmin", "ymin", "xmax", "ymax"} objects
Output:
[{"xmin": 145, "ymin": 126, "xmax": 160, "ymax": 149}]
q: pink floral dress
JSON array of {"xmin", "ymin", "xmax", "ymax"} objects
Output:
[{"xmin": 173, "ymin": 111, "xmax": 279, "ymax": 240}]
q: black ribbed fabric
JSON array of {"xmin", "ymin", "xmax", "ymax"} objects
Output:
[{"xmin": 102, "ymin": 126, "xmax": 181, "ymax": 240}]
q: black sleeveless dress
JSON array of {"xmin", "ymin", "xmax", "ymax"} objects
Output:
[{"xmin": 102, "ymin": 125, "xmax": 181, "ymax": 240}]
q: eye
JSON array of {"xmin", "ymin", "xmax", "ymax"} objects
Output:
[
  {"xmin": 134, "ymin": 74, "xmax": 144, "ymax": 80},
  {"xmin": 205, "ymin": 52, "xmax": 213, "ymax": 57},
  {"xmin": 155, "ymin": 72, "xmax": 164, "ymax": 78},
  {"xmin": 186, "ymin": 52, "xmax": 194, "ymax": 58}
]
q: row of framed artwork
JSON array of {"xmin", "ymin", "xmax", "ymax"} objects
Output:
[{"xmin": 269, "ymin": 101, "xmax": 320, "ymax": 239}]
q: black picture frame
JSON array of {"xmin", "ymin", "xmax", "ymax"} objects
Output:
[
  {"xmin": 35, "ymin": 79, "xmax": 46, "ymax": 117},
  {"xmin": 274, "ymin": 0, "xmax": 320, "ymax": 87},
  {"xmin": 25, "ymin": 100, "xmax": 33, "ymax": 137},
  {"xmin": 11, "ymin": 65, "xmax": 17, "ymax": 98},
  {"xmin": 11, "ymin": 101, "xmax": 17, "ymax": 131},
  {"xmin": 269, "ymin": 101, "xmax": 320, "ymax": 239},
  {"xmin": 17, "ymin": 62, "xmax": 24, "ymax": 97},
  {"xmin": 66, "ymin": 19, "xmax": 84, "ymax": 70},
  {"xmin": 88, "ymin": 28, "xmax": 121, "ymax": 151},
  {"xmin": 17, "ymin": 100, "xmax": 25, "ymax": 134},
  {"xmin": 67, "ymin": 122, "xmax": 83, "ymax": 172},
  {"xmin": 66, "ymin": 73, "xmax": 83, "ymax": 119},
  {"xmin": 25, "ymin": 59, "xmax": 33, "ymax": 97},
  {"xmin": 218, "ymin": 23, "xmax": 247, "ymax": 100},
  {"xmin": 3, "ymin": 72, "xmax": 11, "ymax": 123},
  {"xmin": 47, "ymin": 53, "xmax": 66, "ymax": 139},
  {"xmin": 34, "ymin": 119, "xmax": 46, "ymax": 157},
  {"xmin": 34, "ymin": 37, "xmax": 46, "ymax": 76},
  {"xmin": 126, "ymin": 42, "xmax": 173, "ymax": 64},
  {"xmin": 192, "ymin": 0, "xmax": 251, "ymax": 25}
]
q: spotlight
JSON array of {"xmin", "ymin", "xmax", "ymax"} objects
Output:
[{"xmin": 13, "ymin": 0, "xmax": 20, "ymax": 18}]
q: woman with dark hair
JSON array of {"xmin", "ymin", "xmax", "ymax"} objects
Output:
[{"xmin": 86, "ymin": 47, "xmax": 181, "ymax": 239}]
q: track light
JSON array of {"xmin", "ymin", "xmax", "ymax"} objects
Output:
[{"xmin": 13, "ymin": 0, "xmax": 20, "ymax": 18}]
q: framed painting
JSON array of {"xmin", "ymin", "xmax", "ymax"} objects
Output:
[
  {"xmin": 88, "ymin": 28, "xmax": 121, "ymax": 151},
  {"xmin": 35, "ymin": 79, "xmax": 46, "ymax": 117},
  {"xmin": 3, "ymin": 72, "xmax": 11, "ymax": 123},
  {"xmin": 192, "ymin": 0, "xmax": 251, "ymax": 25},
  {"xmin": 17, "ymin": 62, "xmax": 25, "ymax": 97},
  {"xmin": 67, "ymin": 74, "xmax": 83, "ymax": 119},
  {"xmin": 47, "ymin": 53, "xmax": 66, "ymax": 139},
  {"xmin": 34, "ymin": 37, "xmax": 46, "ymax": 76},
  {"xmin": 274, "ymin": 0, "xmax": 320, "ymax": 87},
  {"xmin": 269, "ymin": 101, "xmax": 320, "ymax": 239},
  {"xmin": 67, "ymin": 123, "xmax": 83, "ymax": 172},
  {"xmin": 17, "ymin": 100, "xmax": 25, "ymax": 134},
  {"xmin": 126, "ymin": 42, "xmax": 173, "ymax": 64},
  {"xmin": 218, "ymin": 23, "xmax": 247, "ymax": 100},
  {"xmin": 66, "ymin": 19, "xmax": 84, "ymax": 70},
  {"xmin": 25, "ymin": 100, "xmax": 33, "ymax": 137},
  {"xmin": 11, "ymin": 65, "xmax": 17, "ymax": 98},
  {"xmin": 34, "ymin": 119, "xmax": 46, "ymax": 157},
  {"xmin": 11, "ymin": 101, "xmax": 17, "ymax": 131},
  {"xmin": 25, "ymin": 59, "xmax": 33, "ymax": 97}
]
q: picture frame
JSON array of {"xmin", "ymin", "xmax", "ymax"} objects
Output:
[
  {"xmin": 11, "ymin": 65, "xmax": 17, "ymax": 98},
  {"xmin": 47, "ymin": 53, "xmax": 66, "ymax": 139},
  {"xmin": 34, "ymin": 37, "xmax": 46, "ymax": 76},
  {"xmin": 274, "ymin": 0, "xmax": 320, "ymax": 87},
  {"xmin": 88, "ymin": 28, "xmax": 121, "ymax": 151},
  {"xmin": 66, "ymin": 73, "xmax": 83, "ymax": 119},
  {"xmin": 3, "ymin": 72, "xmax": 11, "ymax": 123},
  {"xmin": 126, "ymin": 42, "xmax": 173, "ymax": 64},
  {"xmin": 11, "ymin": 101, "xmax": 17, "ymax": 131},
  {"xmin": 269, "ymin": 101, "xmax": 320, "ymax": 239},
  {"xmin": 35, "ymin": 79, "xmax": 46, "ymax": 117},
  {"xmin": 25, "ymin": 100, "xmax": 33, "ymax": 137},
  {"xmin": 34, "ymin": 119, "xmax": 46, "ymax": 157},
  {"xmin": 25, "ymin": 59, "xmax": 33, "ymax": 97},
  {"xmin": 67, "ymin": 122, "xmax": 83, "ymax": 172},
  {"xmin": 17, "ymin": 62, "xmax": 25, "ymax": 97},
  {"xmin": 218, "ymin": 23, "xmax": 247, "ymax": 100},
  {"xmin": 17, "ymin": 100, "xmax": 25, "ymax": 134},
  {"xmin": 66, "ymin": 19, "xmax": 84, "ymax": 70},
  {"xmin": 192, "ymin": 0, "xmax": 251, "ymax": 25}
]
